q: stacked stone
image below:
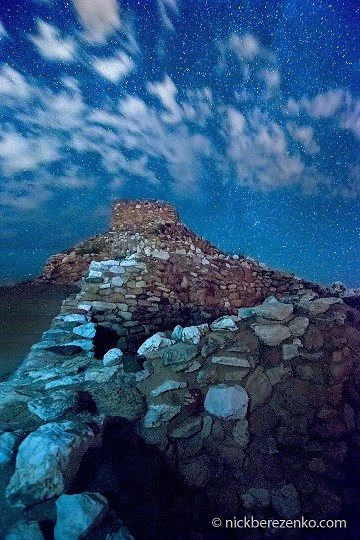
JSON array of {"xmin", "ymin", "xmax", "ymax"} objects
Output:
[{"xmin": 133, "ymin": 295, "xmax": 360, "ymax": 525}]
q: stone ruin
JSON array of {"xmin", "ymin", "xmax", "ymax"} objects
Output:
[{"xmin": 1, "ymin": 200, "xmax": 360, "ymax": 539}]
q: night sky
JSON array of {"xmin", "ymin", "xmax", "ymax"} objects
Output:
[{"xmin": 0, "ymin": 0, "xmax": 359, "ymax": 286}]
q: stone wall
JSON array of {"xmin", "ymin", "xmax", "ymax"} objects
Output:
[
  {"xmin": 110, "ymin": 199, "xmax": 179, "ymax": 232},
  {"xmin": 1, "ymin": 289, "xmax": 360, "ymax": 537},
  {"xmin": 79, "ymin": 253, "xmax": 329, "ymax": 352}
]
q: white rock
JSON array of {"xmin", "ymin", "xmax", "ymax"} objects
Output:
[
  {"xmin": 54, "ymin": 492, "xmax": 108, "ymax": 540},
  {"xmin": 252, "ymin": 324, "xmax": 291, "ymax": 346},
  {"xmin": 182, "ymin": 326, "xmax": 202, "ymax": 344},
  {"xmin": 103, "ymin": 348, "xmax": 123, "ymax": 367},
  {"xmin": 211, "ymin": 356, "xmax": 250, "ymax": 367},
  {"xmin": 62, "ymin": 314, "xmax": 88, "ymax": 323},
  {"xmin": 210, "ymin": 316, "xmax": 238, "ymax": 332},
  {"xmin": 85, "ymin": 270, "xmax": 103, "ymax": 282},
  {"xmin": 84, "ymin": 366, "xmax": 120, "ymax": 383},
  {"xmin": 45, "ymin": 375, "xmax": 84, "ymax": 390},
  {"xmin": 73, "ymin": 323, "xmax": 96, "ymax": 339},
  {"xmin": 171, "ymin": 325, "xmax": 183, "ymax": 340},
  {"xmin": 5, "ymin": 519, "xmax": 44, "ymax": 540},
  {"xmin": 109, "ymin": 265, "xmax": 125, "ymax": 274},
  {"xmin": 6, "ymin": 421, "xmax": 95, "ymax": 509},
  {"xmin": 149, "ymin": 250, "xmax": 169, "ymax": 260},
  {"xmin": 143, "ymin": 404, "xmax": 181, "ymax": 428},
  {"xmin": 204, "ymin": 384, "xmax": 249, "ymax": 420},
  {"xmin": 253, "ymin": 297, "xmax": 294, "ymax": 321},
  {"xmin": 238, "ymin": 307, "xmax": 255, "ymax": 319},
  {"xmin": 77, "ymin": 304, "xmax": 92, "ymax": 312},
  {"xmin": 111, "ymin": 277, "xmax": 124, "ymax": 287},
  {"xmin": 0, "ymin": 432, "xmax": 21, "ymax": 465},
  {"xmin": 288, "ymin": 317, "xmax": 309, "ymax": 336},
  {"xmin": 299, "ymin": 297, "xmax": 343, "ymax": 315},
  {"xmin": 66, "ymin": 339, "xmax": 94, "ymax": 351},
  {"xmin": 89, "ymin": 261, "xmax": 103, "ymax": 270},
  {"xmin": 137, "ymin": 332, "xmax": 175, "ymax": 356},
  {"xmin": 150, "ymin": 380, "xmax": 188, "ymax": 397},
  {"xmin": 28, "ymin": 390, "xmax": 77, "ymax": 421}
]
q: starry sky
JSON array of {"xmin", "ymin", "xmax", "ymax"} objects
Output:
[{"xmin": 0, "ymin": 0, "xmax": 359, "ymax": 286}]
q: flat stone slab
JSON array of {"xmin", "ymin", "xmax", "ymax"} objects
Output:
[
  {"xmin": 252, "ymin": 324, "xmax": 291, "ymax": 346},
  {"xmin": 253, "ymin": 297, "xmax": 294, "ymax": 321},
  {"xmin": 143, "ymin": 404, "xmax": 181, "ymax": 428},
  {"xmin": 150, "ymin": 379, "xmax": 188, "ymax": 397},
  {"xmin": 211, "ymin": 356, "xmax": 250, "ymax": 367}
]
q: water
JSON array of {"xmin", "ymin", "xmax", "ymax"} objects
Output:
[{"xmin": 0, "ymin": 283, "xmax": 79, "ymax": 380}]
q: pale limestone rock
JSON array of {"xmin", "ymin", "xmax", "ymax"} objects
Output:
[
  {"xmin": 238, "ymin": 307, "xmax": 255, "ymax": 319},
  {"xmin": 109, "ymin": 265, "xmax": 125, "ymax": 274},
  {"xmin": 6, "ymin": 421, "xmax": 95, "ymax": 509},
  {"xmin": 5, "ymin": 519, "xmax": 44, "ymax": 540},
  {"xmin": 54, "ymin": 492, "xmax": 108, "ymax": 540},
  {"xmin": 137, "ymin": 333, "xmax": 175, "ymax": 356},
  {"xmin": 143, "ymin": 404, "xmax": 181, "ymax": 428},
  {"xmin": 62, "ymin": 314, "xmax": 88, "ymax": 323},
  {"xmin": 73, "ymin": 323, "xmax": 96, "ymax": 339},
  {"xmin": 111, "ymin": 276, "xmax": 124, "ymax": 287},
  {"xmin": 252, "ymin": 297, "xmax": 294, "ymax": 321},
  {"xmin": 252, "ymin": 324, "xmax": 291, "ymax": 346},
  {"xmin": 210, "ymin": 316, "xmax": 238, "ymax": 332},
  {"xmin": 150, "ymin": 379, "xmax": 188, "ymax": 397},
  {"xmin": 171, "ymin": 325, "xmax": 183, "ymax": 341},
  {"xmin": 85, "ymin": 270, "xmax": 103, "ymax": 283},
  {"xmin": 211, "ymin": 356, "xmax": 250, "ymax": 368},
  {"xmin": 84, "ymin": 366, "xmax": 120, "ymax": 383},
  {"xmin": 288, "ymin": 316, "xmax": 309, "ymax": 336},
  {"xmin": 282, "ymin": 341, "xmax": 302, "ymax": 361},
  {"xmin": 28, "ymin": 390, "xmax": 77, "ymax": 421},
  {"xmin": 45, "ymin": 375, "xmax": 84, "ymax": 390},
  {"xmin": 103, "ymin": 348, "xmax": 123, "ymax": 367},
  {"xmin": 0, "ymin": 432, "xmax": 22, "ymax": 465},
  {"xmin": 204, "ymin": 384, "xmax": 249, "ymax": 420},
  {"xmin": 163, "ymin": 343, "xmax": 199, "ymax": 366}
]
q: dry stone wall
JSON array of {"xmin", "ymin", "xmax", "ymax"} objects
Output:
[{"xmin": 1, "ymin": 289, "xmax": 360, "ymax": 537}]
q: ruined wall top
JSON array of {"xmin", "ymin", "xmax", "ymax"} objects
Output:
[{"xmin": 110, "ymin": 199, "xmax": 179, "ymax": 232}]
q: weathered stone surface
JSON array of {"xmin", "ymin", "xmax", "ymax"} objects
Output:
[
  {"xmin": 232, "ymin": 419, "xmax": 249, "ymax": 448},
  {"xmin": 105, "ymin": 522, "xmax": 135, "ymax": 540},
  {"xmin": 303, "ymin": 324, "xmax": 324, "ymax": 351},
  {"xmin": 270, "ymin": 484, "xmax": 301, "ymax": 518},
  {"xmin": 170, "ymin": 416, "xmax": 203, "ymax": 438},
  {"xmin": 282, "ymin": 341, "xmax": 301, "ymax": 361},
  {"xmin": 0, "ymin": 432, "xmax": 22, "ymax": 465},
  {"xmin": 211, "ymin": 356, "xmax": 250, "ymax": 367},
  {"xmin": 85, "ymin": 270, "xmax": 103, "ymax": 283},
  {"xmin": 88, "ymin": 382, "xmax": 146, "ymax": 420},
  {"xmin": 179, "ymin": 455, "xmax": 212, "ymax": 487},
  {"xmin": 238, "ymin": 307, "xmax": 255, "ymax": 319},
  {"xmin": 28, "ymin": 389, "xmax": 78, "ymax": 421},
  {"xmin": 196, "ymin": 365, "xmax": 218, "ymax": 387},
  {"xmin": 210, "ymin": 316, "xmax": 238, "ymax": 332},
  {"xmin": 242, "ymin": 488, "xmax": 270, "ymax": 509},
  {"xmin": 299, "ymin": 297, "xmax": 342, "ymax": 315},
  {"xmin": 181, "ymin": 325, "xmax": 208, "ymax": 344},
  {"xmin": 252, "ymin": 324, "xmax": 291, "ymax": 346},
  {"xmin": 5, "ymin": 519, "xmax": 44, "ymax": 540},
  {"xmin": 6, "ymin": 421, "xmax": 95, "ymax": 508},
  {"xmin": 266, "ymin": 364, "xmax": 292, "ymax": 386},
  {"xmin": 54, "ymin": 492, "xmax": 108, "ymax": 540},
  {"xmin": 142, "ymin": 404, "xmax": 181, "ymax": 428},
  {"xmin": 289, "ymin": 316, "xmax": 309, "ymax": 336},
  {"xmin": 84, "ymin": 366, "xmax": 120, "ymax": 383},
  {"xmin": 103, "ymin": 348, "xmax": 123, "ymax": 367},
  {"xmin": 137, "ymin": 332, "xmax": 175, "ymax": 356},
  {"xmin": 253, "ymin": 297, "xmax": 294, "ymax": 321},
  {"xmin": 204, "ymin": 384, "xmax": 249, "ymax": 420},
  {"xmin": 163, "ymin": 343, "xmax": 198, "ymax": 366},
  {"xmin": 245, "ymin": 367, "xmax": 272, "ymax": 411},
  {"xmin": 72, "ymin": 323, "xmax": 96, "ymax": 339},
  {"xmin": 150, "ymin": 379, "xmax": 188, "ymax": 397}
]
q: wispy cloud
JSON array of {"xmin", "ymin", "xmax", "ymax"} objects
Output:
[
  {"xmin": 93, "ymin": 51, "xmax": 134, "ymax": 83},
  {"xmin": 72, "ymin": 0, "xmax": 121, "ymax": 44},
  {"xmin": 28, "ymin": 20, "xmax": 76, "ymax": 61},
  {"xmin": 157, "ymin": 0, "xmax": 179, "ymax": 32}
]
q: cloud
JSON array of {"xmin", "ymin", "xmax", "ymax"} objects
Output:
[
  {"xmin": 72, "ymin": 0, "xmax": 121, "ymax": 44},
  {"xmin": 157, "ymin": 0, "xmax": 179, "ymax": 31},
  {"xmin": 93, "ymin": 52, "xmax": 134, "ymax": 83},
  {"xmin": 229, "ymin": 33, "xmax": 260, "ymax": 61},
  {"xmin": 29, "ymin": 20, "xmax": 76, "ymax": 61},
  {"xmin": 0, "ymin": 20, "xmax": 8, "ymax": 40},
  {"xmin": 0, "ymin": 66, "xmax": 31, "ymax": 101},
  {"xmin": 286, "ymin": 122, "xmax": 320, "ymax": 154},
  {"xmin": 339, "ymin": 98, "xmax": 360, "ymax": 140},
  {"xmin": 147, "ymin": 75, "xmax": 182, "ymax": 123},
  {"xmin": 0, "ymin": 129, "xmax": 59, "ymax": 175},
  {"xmin": 301, "ymin": 89, "xmax": 345, "ymax": 119}
]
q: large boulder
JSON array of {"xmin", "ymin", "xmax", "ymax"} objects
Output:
[
  {"xmin": 27, "ymin": 389, "xmax": 78, "ymax": 421},
  {"xmin": 252, "ymin": 324, "xmax": 291, "ymax": 346},
  {"xmin": 5, "ymin": 519, "xmax": 44, "ymax": 540},
  {"xmin": 6, "ymin": 421, "xmax": 95, "ymax": 509},
  {"xmin": 87, "ymin": 382, "xmax": 146, "ymax": 421},
  {"xmin": 54, "ymin": 492, "xmax": 108, "ymax": 540}
]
